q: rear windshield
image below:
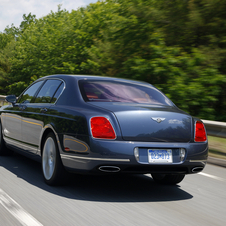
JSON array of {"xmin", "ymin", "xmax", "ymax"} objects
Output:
[{"xmin": 79, "ymin": 80, "xmax": 173, "ymax": 106}]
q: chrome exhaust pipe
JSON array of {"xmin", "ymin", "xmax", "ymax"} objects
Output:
[
  {"xmin": 98, "ymin": 166, "xmax": 120, "ymax": 173},
  {"xmin": 192, "ymin": 166, "xmax": 204, "ymax": 173}
]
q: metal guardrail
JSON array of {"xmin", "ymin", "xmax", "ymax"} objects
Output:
[
  {"xmin": 0, "ymin": 95, "xmax": 225, "ymax": 138},
  {"xmin": 202, "ymin": 120, "xmax": 226, "ymax": 138}
]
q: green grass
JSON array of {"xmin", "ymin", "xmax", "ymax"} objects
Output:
[{"xmin": 208, "ymin": 136, "xmax": 226, "ymax": 160}]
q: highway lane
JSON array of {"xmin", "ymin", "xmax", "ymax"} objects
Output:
[{"xmin": 0, "ymin": 153, "xmax": 225, "ymax": 226}]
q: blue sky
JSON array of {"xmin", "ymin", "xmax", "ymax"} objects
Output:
[{"xmin": 0, "ymin": 0, "xmax": 98, "ymax": 32}]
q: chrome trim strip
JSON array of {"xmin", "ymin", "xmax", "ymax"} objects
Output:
[
  {"xmin": 189, "ymin": 160, "xmax": 207, "ymax": 162},
  {"xmin": 4, "ymin": 137, "xmax": 38, "ymax": 151},
  {"xmin": 61, "ymin": 154, "xmax": 130, "ymax": 162},
  {"xmin": 61, "ymin": 155, "xmax": 87, "ymax": 163}
]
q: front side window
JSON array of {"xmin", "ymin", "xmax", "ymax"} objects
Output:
[
  {"xmin": 18, "ymin": 81, "xmax": 44, "ymax": 104},
  {"xmin": 79, "ymin": 80, "xmax": 173, "ymax": 106},
  {"xmin": 34, "ymin": 79, "xmax": 62, "ymax": 103}
]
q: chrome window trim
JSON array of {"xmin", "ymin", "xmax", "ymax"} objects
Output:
[{"xmin": 18, "ymin": 78, "xmax": 66, "ymax": 105}]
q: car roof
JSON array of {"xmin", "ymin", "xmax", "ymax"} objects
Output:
[{"xmin": 38, "ymin": 74, "xmax": 151, "ymax": 86}]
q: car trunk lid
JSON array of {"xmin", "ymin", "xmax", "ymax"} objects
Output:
[{"xmin": 89, "ymin": 103, "xmax": 192, "ymax": 142}]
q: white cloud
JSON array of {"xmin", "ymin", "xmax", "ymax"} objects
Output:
[{"xmin": 0, "ymin": 0, "xmax": 97, "ymax": 32}]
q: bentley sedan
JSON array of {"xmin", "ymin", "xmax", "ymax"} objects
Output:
[{"xmin": 0, "ymin": 75, "xmax": 208, "ymax": 185}]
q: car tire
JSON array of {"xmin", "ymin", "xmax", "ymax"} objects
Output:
[
  {"xmin": 42, "ymin": 132, "xmax": 66, "ymax": 186},
  {"xmin": 0, "ymin": 122, "xmax": 12, "ymax": 156},
  {"xmin": 151, "ymin": 173, "xmax": 185, "ymax": 185}
]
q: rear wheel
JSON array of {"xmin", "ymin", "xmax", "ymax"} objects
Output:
[
  {"xmin": 42, "ymin": 132, "xmax": 66, "ymax": 186},
  {"xmin": 151, "ymin": 173, "xmax": 185, "ymax": 185}
]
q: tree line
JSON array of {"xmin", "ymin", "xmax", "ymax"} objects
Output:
[{"xmin": 0, "ymin": 0, "xmax": 226, "ymax": 121}]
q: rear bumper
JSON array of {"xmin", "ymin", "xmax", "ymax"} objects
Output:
[{"xmin": 60, "ymin": 138, "xmax": 208, "ymax": 175}]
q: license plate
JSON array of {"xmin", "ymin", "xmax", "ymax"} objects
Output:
[{"xmin": 148, "ymin": 149, "xmax": 172, "ymax": 163}]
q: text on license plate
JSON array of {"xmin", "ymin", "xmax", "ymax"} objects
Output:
[{"xmin": 148, "ymin": 149, "xmax": 172, "ymax": 163}]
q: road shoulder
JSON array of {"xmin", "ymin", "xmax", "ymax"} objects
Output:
[{"xmin": 207, "ymin": 156, "xmax": 226, "ymax": 168}]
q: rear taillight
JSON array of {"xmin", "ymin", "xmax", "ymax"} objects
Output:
[
  {"xmin": 90, "ymin": 117, "xmax": 116, "ymax": 139},
  {"xmin": 195, "ymin": 121, "xmax": 207, "ymax": 142}
]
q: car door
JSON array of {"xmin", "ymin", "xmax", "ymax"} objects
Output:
[
  {"xmin": 21, "ymin": 79, "xmax": 63, "ymax": 154},
  {"xmin": 1, "ymin": 81, "xmax": 44, "ymax": 150},
  {"xmin": 12, "ymin": 80, "xmax": 44, "ymax": 152},
  {"xmin": 1, "ymin": 101, "xmax": 22, "ymax": 145}
]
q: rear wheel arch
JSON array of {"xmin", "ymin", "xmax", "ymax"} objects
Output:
[{"xmin": 40, "ymin": 127, "xmax": 62, "ymax": 156}]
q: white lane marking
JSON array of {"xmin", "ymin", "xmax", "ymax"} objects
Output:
[
  {"xmin": 198, "ymin": 172, "xmax": 225, "ymax": 182},
  {"xmin": 0, "ymin": 188, "xmax": 43, "ymax": 226}
]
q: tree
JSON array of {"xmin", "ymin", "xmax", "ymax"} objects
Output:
[{"xmin": 1, "ymin": 0, "xmax": 226, "ymax": 121}]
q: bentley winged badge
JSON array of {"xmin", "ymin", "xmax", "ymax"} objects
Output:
[{"xmin": 151, "ymin": 117, "xmax": 166, "ymax": 123}]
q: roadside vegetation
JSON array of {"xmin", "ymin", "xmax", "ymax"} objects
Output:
[
  {"xmin": 1, "ymin": 0, "xmax": 226, "ymax": 122},
  {"xmin": 208, "ymin": 136, "xmax": 226, "ymax": 160}
]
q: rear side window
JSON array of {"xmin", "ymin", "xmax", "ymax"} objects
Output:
[
  {"xmin": 34, "ymin": 79, "xmax": 62, "ymax": 103},
  {"xmin": 51, "ymin": 83, "xmax": 64, "ymax": 103},
  {"xmin": 79, "ymin": 80, "xmax": 173, "ymax": 106}
]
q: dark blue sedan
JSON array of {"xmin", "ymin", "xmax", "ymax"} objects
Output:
[{"xmin": 0, "ymin": 75, "xmax": 208, "ymax": 185}]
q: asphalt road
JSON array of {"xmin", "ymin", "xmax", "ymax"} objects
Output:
[{"xmin": 0, "ymin": 153, "xmax": 225, "ymax": 226}]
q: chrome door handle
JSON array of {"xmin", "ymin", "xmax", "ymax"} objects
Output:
[
  {"xmin": 40, "ymin": 108, "xmax": 47, "ymax": 113},
  {"xmin": 20, "ymin": 106, "xmax": 27, "ymax": 111}
]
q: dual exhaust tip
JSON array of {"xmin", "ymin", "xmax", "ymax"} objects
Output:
[
  {"xmin": 98, "ymin": 166, "xmax": 120, "ymax": 173},
  {"xmin": 192, "ymin": 166, "xmax": 204, "ymax": 173}
]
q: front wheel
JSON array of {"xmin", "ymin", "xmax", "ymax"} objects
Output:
[
  {"xmin": 0, "ymin": 122, "xmax": 12, "ymax": 156},
  {"xmin": 42, "ymin": 132, "xmax": 66, "ymax": 186},
  {"xmin": 151, "ymin": 173, "xmax": 185, "ymax": 185}
]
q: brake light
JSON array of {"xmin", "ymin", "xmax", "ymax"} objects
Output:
[
  {"xmin": 195, "ymin": 121, "xmax": 207, "ymax": 142},
  {"xmin": 90, "ymin": 117, "xmax": 116, "ymax": 139}
]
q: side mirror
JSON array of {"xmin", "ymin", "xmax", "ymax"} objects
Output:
[{"xmin": 5, "ymin": 95, "xmax": 17, "ymax": 105}]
